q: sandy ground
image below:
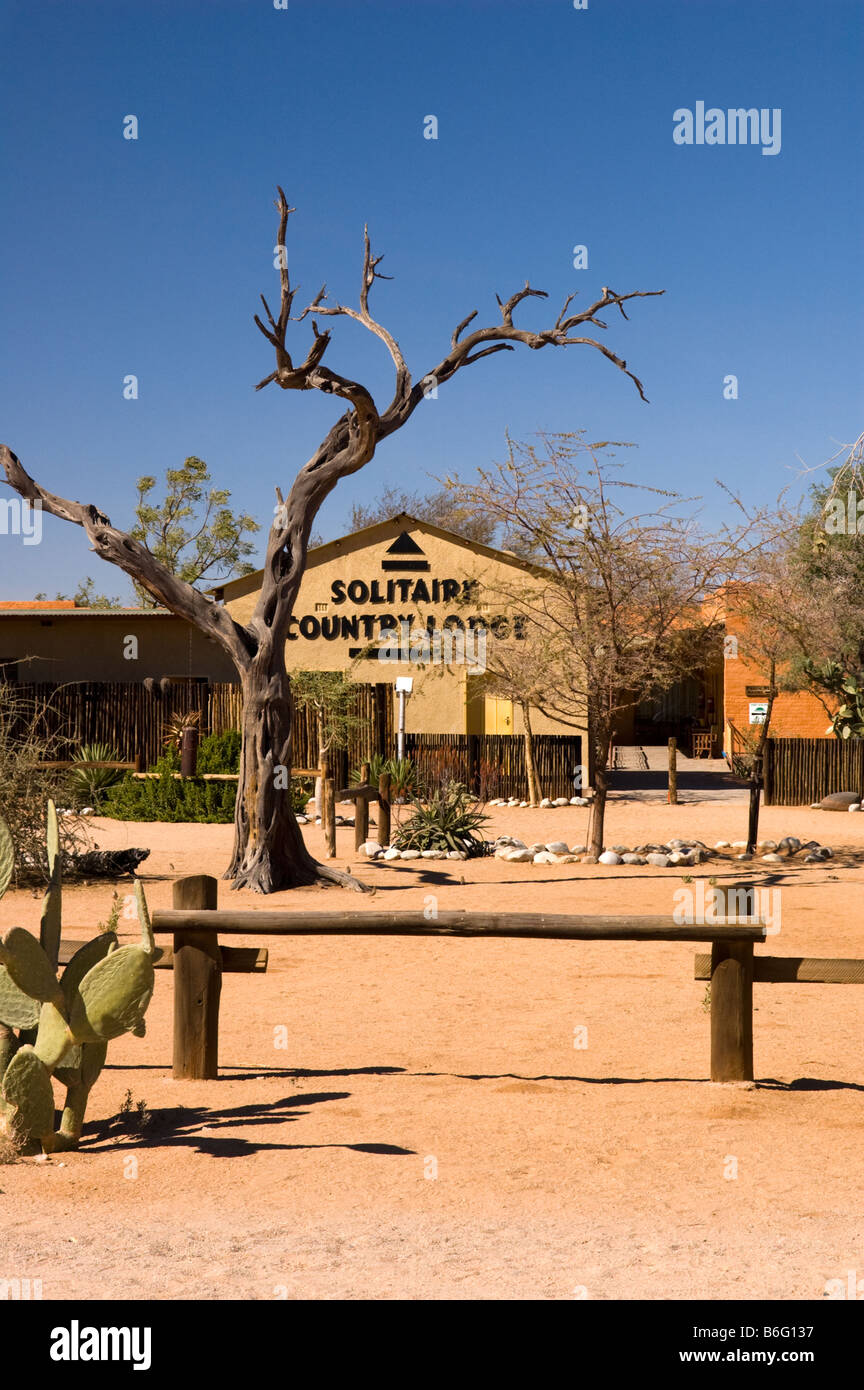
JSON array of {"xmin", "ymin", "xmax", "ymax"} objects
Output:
[{"xmin": 2, "ymin": 797, "xmax": 864, "ymax": 1301}]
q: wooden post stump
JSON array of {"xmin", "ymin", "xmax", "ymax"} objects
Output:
[
  {"xmin": 172, "ymin": 875, "xmax": 222, "ymax": 1080},
  {"xmin": 180, "ymin": 727, "xmax": 199, "ymax": 779},
  {"xmin": 710, "ymin": 937, "xmax": 754, "ymax": 1081},
  {"xmin": 377, "ymin": 771, "xmax": 392, "ymax": 847},
  {"xmin": 355, "ymin": 761, "xmax": 370, "ymax": 851},
  {"xmin": 323, "ymin": 775, "xmax": 336, "ymax": 859},
  {"xmin": 667, "ymin": 737, "xmax": 678, "ymax": 804}
]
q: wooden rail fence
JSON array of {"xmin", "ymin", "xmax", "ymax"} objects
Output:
[{"xmin": 152, "ymin": 875, "xmax": 770, "ymax": 1084}]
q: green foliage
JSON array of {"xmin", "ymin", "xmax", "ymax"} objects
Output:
[
  {"xmin": 351, "ymin": 755, "xmax": 417, "ymax": 799},
  {"xmin": 131, "ymin": 455, "xmax": 259, "ymax": 607},
  {"xmin": 804, "ymin": 660, "xmax": 864, "ymax": 739},
  {"xmin": 393, "ymin": 780, "xmax": 489, "ymax": 857},
  {"xmin": 197, "ymin": 729, "xmax": 242, "ymax": 774},
  {"xmin": 67, "ymin": 743, "xmax": 124, "ymax": 805},
  {"xmin": 0, "ymin": 801, "xmax": 156, "ymax": 1153},
  {"xmin": 35, "ymin": 577, "xmax": 125, "ymax": 607},
  {"xmin": 104, "ymin": 762, "xmax": 237, "ymax": 823},
  {"xmin": 292, "ymin": 670, "xmax": 362, "ymax": 759}
]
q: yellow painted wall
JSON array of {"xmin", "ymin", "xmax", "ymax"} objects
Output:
[
  {"xmin": 218, "ymin": 517, "xmax": 588, "ymax": 778},
  {"xmin": 0, "ymin": 615, "xmax": 236, "ymax": 683}
]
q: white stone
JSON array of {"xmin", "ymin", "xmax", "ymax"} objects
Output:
[
  {"xmin": 519, "ymin": 800, "xmax": 529, "ymax": 807},
  {"xmin": 646, "ymin": 853, "xmax": 670, "ymax": 867},
  {"xmin": 621, "ymin": 854, "xmax": 645, "ymax": 865},
  {"xmin": 505, "ymin": 849, "xmax": 534, "ymax": 862},
  {"xmin": 296, "ymin": 814, "xmax": 309, "ymax": 824},
  {"xmin": 80, "ymin": 807, "xmax": 94, "ymax": 816},
  {"xmin": 546, "ymin": 841, "xmax": 570, "ymax": 854},
  {"xmin": 540, "ymin": 798, "xmax": 552, "ymax": 807},
  {"xmin": 761, "ymin": 853, "xmax": 783, "ymax": 863},
  {"xmin": 382, "ymin": 847, "xmax": 401, "ymax": 860},
  {"xmin": 731, "ymin": 840, "xmax": 748, "ymax": 849},
  {"xmin": 400, "ymin": 849, "xmax": 421, "ymax": 859},
  {"xmin": 533, "ymin": 851, "xmax": 555, "ymax": 864},
  {"xmin": 714, "ymin": 840, "xmax": 730, "ymax": 849},
  {"xmin": 360, "ymin": 840, "xmax": 380, "ymax": 856},
  {"xmin": 421, "ymin": 849, "xmax": 445, "ymax": 858},
  {"xmin": 569, "ymin": 845, "xmax": 587, "ymax": 855},
  {"xmin": 849, "ymin": 804, "xmax": 862, "ymax": 813},
  {"xmin": 447, "ymin": 850, "xmax": 468, "ymax": 860},
  {"xmin": 598, "ymin": 851, "xmax": 622, "ymax": 865},
  {"xmin": 553, "ymin": 797, "xmax": 570, "ymax": 807}
]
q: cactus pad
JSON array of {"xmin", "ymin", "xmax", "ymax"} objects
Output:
[
  {"xmin": 34, "ymin": 1002, "xmax": 74, "ymax": 1071},
  {"xmin": 61, "ymin": 932, "xmax": 117, "ymax": 1007},
  {"xmin": 69, "ymin": 947, "xmax": 155, "ymax": 1043},
  {"xmin": 0, "ymin": 966, "xmax": 41, "ymax": 1030},
  {"xmin": 2, "ymin": 1046, "xmax": 55, "ymax": 1144},
  {"xmin": 0, "ymin": 806, "xmax": 156, "ymax": 1152},
  {"xmin": 0, "ymin": 928, "xmax": 64, "ymax": 1006}
]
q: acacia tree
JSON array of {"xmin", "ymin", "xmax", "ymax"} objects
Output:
[
  {"xmin": 1, "ymin": 190, "xmax": 661, "ymax": 892},
  {"xmin": 447, "ymin": 434, "xmax": 764, "ymax": 856}
]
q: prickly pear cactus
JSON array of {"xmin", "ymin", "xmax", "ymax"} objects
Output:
[{"xmin": 0, "ymin": 803, "xmax": 157, "ymax": 1154}]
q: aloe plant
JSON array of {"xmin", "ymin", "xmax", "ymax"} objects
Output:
[
  {"xmin": 0, "ymin": 802, "xmax": 158, "ymax": 1154},
  {"xmin": 393, "ymin": 779, "xmax": 489, "ymax": 857},
  {"xmin": 68, "ymin": 743, "xmax": 124, "ymax": 805}
]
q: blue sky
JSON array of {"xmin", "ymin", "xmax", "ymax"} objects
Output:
[{"xmin": 1, "ymin": 0, "xmax": 861, "ymax": 599}]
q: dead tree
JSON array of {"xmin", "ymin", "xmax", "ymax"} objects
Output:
[{"xmin": 1, "ymin": 189, "xmax": 663, "ymax": 893}]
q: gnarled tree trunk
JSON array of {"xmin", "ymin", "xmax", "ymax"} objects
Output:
[
  {"xmin": 225, "ymin": 650, "xmax": 361, "ymax": 893},
  {"xmin": 521, "ymin": 700, "xmax": 541, "ymax": 805}
]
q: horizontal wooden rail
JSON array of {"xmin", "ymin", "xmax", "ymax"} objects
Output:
[
  {"xmin": 152, "ymin": 909, "xmax": 768, "ymax": 944},
  {"xmin": 58, "ymin": 937, "xmax": 267, "ymax": 973},
  {"xmin": 159, "ymin": 876, "xmax": 769, "ymax": 1084},
  {"xmin": 695, "ymin": 954, "xmax": 864, "ymax": 984},
  {"xmin": 39, "ymin": 760, "xmax": 137, "ymax": 770}
]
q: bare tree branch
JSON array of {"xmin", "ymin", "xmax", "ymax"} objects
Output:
[{"xmin": 0, "ymin": 445, "xmax": 254, "ymax": 669}]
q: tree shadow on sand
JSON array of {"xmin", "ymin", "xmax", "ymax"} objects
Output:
[{"xmin": 79, "ymin": 1090, "xmax": 416, "ymax": 1158}]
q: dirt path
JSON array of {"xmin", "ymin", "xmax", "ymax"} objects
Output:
[{"xmin": 2, "ymin": 802, "xmax": 863, "ymax": 1300}]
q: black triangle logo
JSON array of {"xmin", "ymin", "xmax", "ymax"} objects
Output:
[{"xmin": 385, "ymin": 531, "xmax": 425, "ymax": 556}]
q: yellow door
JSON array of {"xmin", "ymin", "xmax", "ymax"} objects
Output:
[{"xmin": 484, "ymin": 695, "xmax": 513, "ymax": 733}]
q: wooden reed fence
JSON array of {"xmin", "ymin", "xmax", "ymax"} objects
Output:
[
  {"xmin": 13, "ymin": 680, "xmax": 393, "ymax": 779},
  {"xmin": 12, "ymin": 682, "xmax": 579, "ymax": 797},
  {"xmin": 405, "ymin": 732, "xmax": 582, "ymax": 801},
  {"xmin": 764, "ymin": 738, "xmax": 864, "ymax": 806}
]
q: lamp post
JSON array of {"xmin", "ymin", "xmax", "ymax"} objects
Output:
[{"xmin": 395, "ymin": 675, "xmax": 413, "ymax": 760}]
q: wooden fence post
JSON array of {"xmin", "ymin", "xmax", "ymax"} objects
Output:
[
  {"xmin": 172, "ymin": 874, "xmax": 222, "ymax": 1081},
  {"xmin": 377, "ymin": 771, "xmax": 392, "ymax": 847},
  {"xmin": 710, "ymin": 938, "xmax": 754, "ymax": 1081},
  {"xmin": 668, "ymin": 737, "xmax": 678, "ymax": 804},
  {"xmin": 180, "ymin": 726, "xmax": 199, "ymax": 779},
  {"xmin": 323, "ymin": 775, "xmax": 336, "ymax": 858},
  {"xmin": 355, "ymin": 760, "xmax": 370, "ymax": 851}
]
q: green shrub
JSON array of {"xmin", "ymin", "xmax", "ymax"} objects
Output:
[
  {"xmin": 197, "ymin": 729, "xmax": 242, "ymax": 774},
  {"xmin": 351, "ymin": 755, "xmax": 417, "ymax": 800},
  {"xmin": 103, "ymin": 760, "xmax": 237, "ymax": 823},
  {"xmin": 393, "ymin": 779, "xmax": 489, "ymax": 857},
  {"xmin": 67, "ymin": 742, "xmax": 124, "ymax": 807}
]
